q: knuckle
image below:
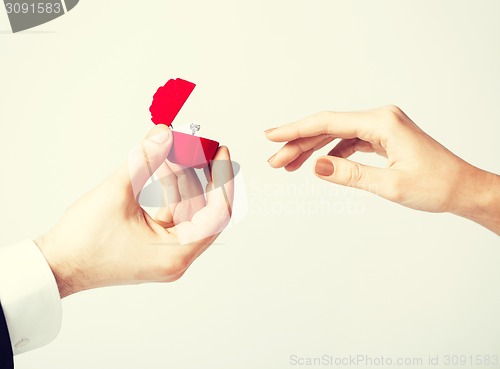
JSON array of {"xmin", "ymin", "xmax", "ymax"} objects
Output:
[
  {"xmin": 283, "ymin": 141, "xmax": 301, "ymax": 156},
  {"xmin": 386, "ymin": 176, "xmax": 405, "ymax": 203},
  {"xmin": 160, "ymin": 253, "xmax": 191, "ymax": 277},
  {"xmin": 294, "ymin": 140, "xmax": 313, "ymax": 153},
  {"xmin": 168, "ymin": 270, "xmax": 186, "ymax": 282},
  {"xmin": 213, "ymin": 209, "xmax": 231, "ymax": 230},
  {"xmin": 315, "ymin": 110, "xmax": 332, "ymax": 120},
  {"xmin": 383, "ymin": 104, "xmax": 403, "ymax": 115},
  {"xmin": 379, "ymin": 108, "xmax": 404, "ymax": 131},
  {"xmin": 313, "ymin": 111, "xmax": 334, "ymax": 134},
  {"xmin": 344, "ymin": 162, "xmax": 363, "ymax": 186}
]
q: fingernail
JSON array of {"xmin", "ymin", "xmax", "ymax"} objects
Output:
[
  {"xmin": 264, "ymin": 128, "xmax": 276, "ymax": 134},
  {"xmin": 315, "ymin": 159, "xmax": 334, "ymax": 176},
  {"xmin": 149, "ymin": 129, "xmax": 170, "ymax": 143},
  {"xmin": 267, "ymin": 153, "xmax": 276, "ymax": 163}
]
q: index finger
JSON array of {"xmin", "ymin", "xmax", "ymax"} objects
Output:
[{"xmin": 265, "ymin": 110, "xmax": 381, "ymax": 143}]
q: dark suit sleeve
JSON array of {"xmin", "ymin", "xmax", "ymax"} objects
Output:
[{"xmin": 0, "ymin": 302, "xmax": 13, "ymax": 369}]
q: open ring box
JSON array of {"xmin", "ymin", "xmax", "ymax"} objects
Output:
[{"xmin": 149, "ymin": 78, "xmax": 219, "ymax": 169}]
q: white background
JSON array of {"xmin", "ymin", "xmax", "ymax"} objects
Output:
[{"xmin": 1, "ymin": 1, "xmax": 499, "ymax": 368}]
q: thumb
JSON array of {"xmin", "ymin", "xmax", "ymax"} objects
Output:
[
  {"xmin": 116, "ymin": 125, "xmax": 173, "ymax": 200},
  {"xmin": 314, "ymin": 156, "xmax": 395, "ymax": 198}
]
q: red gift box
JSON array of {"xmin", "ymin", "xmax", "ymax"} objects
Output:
[{"xmin": 149, "ymin": 78, "xmax": 219, "ymax": 168}]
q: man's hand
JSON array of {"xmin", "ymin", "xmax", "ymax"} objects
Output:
[
  {"xmin": 36, "ymin": 125, "xmax": 234, "ymax": 298},
  {"xmin": 265, "ymin": 106, "xmax": 500, "ymax": 234}
]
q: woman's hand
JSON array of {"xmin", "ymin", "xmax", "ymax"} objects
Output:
[{"xmin": 265, "ymin": 106, "xmax": 500, "ymax": 234}]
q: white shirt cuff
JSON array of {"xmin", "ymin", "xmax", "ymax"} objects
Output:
[{"xmin": 0, "ymin": 240, "xmax": 62, "ymax": 354}]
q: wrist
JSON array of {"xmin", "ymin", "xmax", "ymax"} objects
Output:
[
  {"xmin": 34, "ymin": 233, "xmax": 80, "ymax": 298},
  {"xmin": 449, "ymin": 164, "xmax": 500, "ymax": 234}
]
